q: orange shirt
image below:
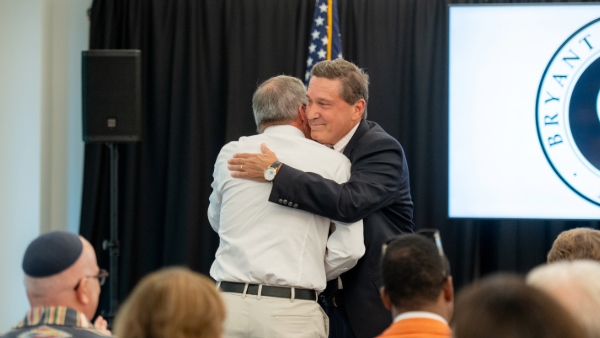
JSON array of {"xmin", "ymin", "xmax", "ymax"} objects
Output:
[{"xmin": 377, "ymin": 317, "xmax": 452, "ymax": 338}]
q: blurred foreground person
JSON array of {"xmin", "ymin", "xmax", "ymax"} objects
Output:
[
  {"xmin": 528, "ymin": 260, "xmax": 600, "ymax": 338},
  {"xmin": 377, "ymin": 231, "xmax": 452, "ymax": 338},
  {"xmin": 113, "ymin": 267, "xmax": 225, "ymax": 338},
  {"xmin": 3, "ymin": 231, "xmax": 111, "ymax": 337},
  {"xmin": 453, "ymin": 274, "xmax": 585, "ymax": 338}
]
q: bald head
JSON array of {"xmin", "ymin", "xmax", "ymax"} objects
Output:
[{"xmin": 23, "ymin": 231, "xmax": 102, "ymax": 320}]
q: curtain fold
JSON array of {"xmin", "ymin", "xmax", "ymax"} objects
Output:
[{"xmin": 82, "ymin": 0, "xmax": 600, "ymax": 316}]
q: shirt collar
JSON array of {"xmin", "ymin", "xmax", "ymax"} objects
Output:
[
  {"xmin": 393, "ymin": 311, "xmax": 448, "ymax": 325},
  {"xmin": 263, "ymin": 125, "xmax": 305, "ymax": 138},
  {"xmin": 16, "ymin": 306, "xmax": 93, "ymax": 329},
  {"xmin": 333, "ymin": 122, "xmax": 360, "ymax": 153}
]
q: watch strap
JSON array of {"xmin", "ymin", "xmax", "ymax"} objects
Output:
[{"xmin": 269, "ymin": 161, "xmax": 282, "ymax": 170}]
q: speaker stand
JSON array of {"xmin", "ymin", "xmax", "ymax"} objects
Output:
[{"xmin": 102, "ymin": 142, "xmax": 120, "ymax": 322}]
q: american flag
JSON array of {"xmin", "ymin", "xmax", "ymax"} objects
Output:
[{"xmin": 305, "ymin": 0, "xmax": 343, "ymax": 84}]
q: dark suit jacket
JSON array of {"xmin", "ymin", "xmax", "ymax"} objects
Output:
[{"xmin": 269, "ymin": 120, "xmax": 414, "ymax": 338}]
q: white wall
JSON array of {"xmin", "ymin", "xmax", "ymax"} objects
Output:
[
  {"xmin": 0, "ymin": 0, "xmax": 90, "ymax": 332},
  {"xmin": 41, "ymin": 0, "xmax": 89, "ymax": 235},
  {"xmin": 0, "ymin": 0, "xmax": 43, "ymax": 330}
]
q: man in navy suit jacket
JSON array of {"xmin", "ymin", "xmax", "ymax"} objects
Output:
[{"xmin": 229, "ymin": 59, "xmax": 414, "ymax": 338}]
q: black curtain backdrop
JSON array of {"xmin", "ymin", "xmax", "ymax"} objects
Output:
[{"xmin": 82, "ymin": 0, "xmax": 600, "ymax": 315}]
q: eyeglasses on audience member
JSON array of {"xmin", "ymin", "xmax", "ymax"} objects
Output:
[{"xmin": 74, "ymin": 268, "xmax": 109, "ymax": 290}]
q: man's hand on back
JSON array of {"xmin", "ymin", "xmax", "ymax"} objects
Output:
[{"xmin": 228, "ymin": 143, "xmax": 278, "ymax": 182}]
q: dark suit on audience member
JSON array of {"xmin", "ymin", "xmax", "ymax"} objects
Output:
[{"xmin": 269, "ymin": 119, "xmax": 414, "ymax": 338}]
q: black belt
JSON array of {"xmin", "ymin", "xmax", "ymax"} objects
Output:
[
  {"xmin": 319, "ymin": 289, "xmax": 345, "ymax": 307},
  {"xmin": 219, "ymin": 281, "xmax": 317, "ymax": 301}
]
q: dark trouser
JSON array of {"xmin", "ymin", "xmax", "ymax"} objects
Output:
[{"xmin": 319, "ymin": 289, "xmax": 356, "ymax": 338}]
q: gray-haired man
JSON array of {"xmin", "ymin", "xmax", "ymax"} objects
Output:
[{"xmin": 209, "ymin": 75, "xmax": 364, "ymax": 338}]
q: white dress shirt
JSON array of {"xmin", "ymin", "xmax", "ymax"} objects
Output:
[
  {"xmin": 331, "ymin": 121, "xmax": 360, "ymax": 289},
  {"xmin": 208, "ymin": 125, "xmax": 365, "ymax": 291},
  {"xmin": 333, "ymin": 122, "xmax": 360, "ymax": 153}
]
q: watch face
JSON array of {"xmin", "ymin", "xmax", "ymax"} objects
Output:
[{"xmin": 264, "ymin": 168, "xmax": 276, "ymax": 181}]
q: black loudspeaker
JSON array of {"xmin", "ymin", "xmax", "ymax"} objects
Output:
[{"xmin": 82, "ymin": 50, "xmax": 142, "ymax": 142}]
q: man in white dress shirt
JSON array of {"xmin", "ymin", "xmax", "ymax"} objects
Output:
[{"xmin": 208, "ymin": 75, "xmax": 365, "ymax": 338}]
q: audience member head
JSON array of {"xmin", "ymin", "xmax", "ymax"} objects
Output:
[
  {"xmin": 527, "ymin": 260, "xmax": 600, "ymax": 338},
  {"xmin": 310, "ymin": 59, "xmax": 369, "ymax": 118},
  {"xmin": 547, "ymin": 227, "xmax": 600, "ymax": 263},
  {"xmin": 113, "ymin": 267, "xmax": 226, "ymax": 338},
  {"xmin": 380, "ymin": 231, "xmax": 453, "ymax": 322},
  {"xmin": 22, "ymin": 231, "xmax": 105, "ymax": 321},
  {"xmin": 252, "ymin": 75, "xmax": 309, "ymax": 134},
  {"xmin": 453, "ymin": 274, "xmax": 585, "ymax": 338}
]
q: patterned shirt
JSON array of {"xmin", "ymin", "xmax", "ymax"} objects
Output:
[{"xmin": 2, "ymin": 306, "xmax": 112, "ymax": 337}]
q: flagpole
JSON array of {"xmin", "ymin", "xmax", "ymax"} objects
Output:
[{"xmin": 327, "ymin": 0, "xmax": 333, "ymax": 59}]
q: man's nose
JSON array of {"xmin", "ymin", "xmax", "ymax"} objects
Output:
[{"xmin": 306, "ymin": 106, "xmax": 319, "ymax": 119}]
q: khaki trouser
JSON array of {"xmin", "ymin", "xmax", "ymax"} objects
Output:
[{"xmin": 221, "ymin": 290, "xmax": 329, "ymax": 338}]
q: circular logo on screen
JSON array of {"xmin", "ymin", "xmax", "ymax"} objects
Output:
[{"xmin": 536, "ymin": 18, "xmax": 600, "ymax": 207}]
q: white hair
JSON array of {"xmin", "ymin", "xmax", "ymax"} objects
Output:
[{"xmin": 527, "ymin": 260, "xmax": 600, "ymax": 338}]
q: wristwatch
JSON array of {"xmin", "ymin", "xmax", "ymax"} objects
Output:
[{"xmin": 264, "ymin": 161, "xmax": 282, "ymax": 182}]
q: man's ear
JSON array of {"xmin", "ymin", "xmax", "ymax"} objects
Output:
[
  {"xmin": 299, "ymin": 104, "xmax": 307, "ymax": 122},
  {"xmin": 380, "ymin": 286, "xmax": 393, "ymax": 311},
  {"xmin": 352, "ymin": 99, "xmax": 365, "ymax": 121},
  {"xmin": 443, "ymin": 276, "xmax": 454, "ymax": 302},
  {"xmin": 297, "ymin": 104, "xmax": 311, "ymax": 138},
  {"xmin": 75, "ymin": 278, "xmax": 90, "ymax": 305}
]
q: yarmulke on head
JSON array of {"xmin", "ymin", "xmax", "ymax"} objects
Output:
[{"xmin": 22, "ymin": 231, "xmax": 83, "ymax": 278}]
